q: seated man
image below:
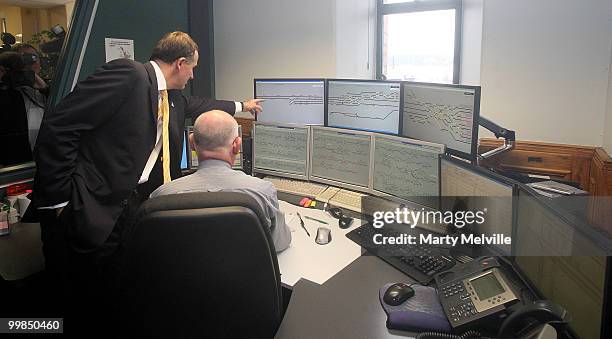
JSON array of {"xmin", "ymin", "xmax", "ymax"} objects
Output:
[{"xmin": 151, "ymin": 110, "xmax": 292, "ymax": 252}]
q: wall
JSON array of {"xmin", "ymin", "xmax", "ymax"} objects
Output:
[
  {"xmin": 604, "ymin": 40, "xmax": 612, "ymax": 154},
  {"xmin": 213, "ymin": 0, "xmax": 336, "ymax": 118},
  {"xmin": 78, "ymin": 0, "xmax": 189, "ymax": 81},
  {"xmin": 479, "ymin": 0, "xmax": 612, "ymax": 146},
  {"xmin": 0, "ymin": 5, "xmax": 22, "ymax": 40},
  {"xmin": 335, "ymin": 0, "xmax": 376, "ymax": 79},
  {"xmin": 460, "ymin": 0, "xmax": 482, "ymax": 86},
  {"xmin": 65, "ymin": 1, "xmax": 75, "ymax": 28}
]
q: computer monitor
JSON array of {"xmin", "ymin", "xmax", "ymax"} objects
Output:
[
  {"xmin": 180, "ymin": 130, "xmax": 189, "ymax": 170},
  {"xmin": 309, "ymin": 126, "xmax": 372, "ymax": 193},
  {"xmin": 372, "ymin": 134, "xmax": 444, "ymax": 209},
  {"xmin": 326, "ymin": 79, "xmax": 401, "ymax": 134},
  {"xmin": 252, "ymin": 122, "xmax": 310, "ymax": 180},
  {"xmin": 254, "ymin": 78, "xmax": 325, "ymax": 125},
  {"xmin": 514, "ymin": 185, "xmax": 611, "ymax": 338},
  {"xmin": 185, "ymin": 125, "xmax": 243, "ymax": 170},
  {"xmin": 402, "ymin": 82, "xmax": 480, "ymax": 160},
  {"xmin": 440, "ymin": 155, "xmax": 515, "ymax": 256}
]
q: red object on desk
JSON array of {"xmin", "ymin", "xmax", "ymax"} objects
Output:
[{"xmin": 7, "ymin": 183, "xmax": 32, "ymax": 196}]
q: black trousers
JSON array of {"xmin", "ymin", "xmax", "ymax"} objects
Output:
[{"xmin": 39, "ymin": 188, "xmax": 147, "ymax": 334}]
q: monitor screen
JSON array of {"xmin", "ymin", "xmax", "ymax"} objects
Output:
[
  {"xmin": 180, "ymin": 131, "xmax": 189, "ymax": 170},
  {"xmin": 470, "ymin": 272, "xmax": 505, "ymax": 301},
  {"xmin": 326, "ymin": 80, "xmax": 401, "ymax": 134},
  {"xmin": 513, "ymin": 186, "xmax": 611, "ymax": 338},
  {"xmin": 440, "ymin": 156, "xmax": 514, "ymax": 255},
  {"xmin": 402, "ymin": 82, "xmax": 480, "ymax": 160},
  {"xmin": 309, "ymin": 126, "xmax": 372, "ymax": 192},
  {"xmin": 372, "ymin": 134, "xmax": 444, "ymax": 208},
  {"xmin": 254, "ymin": 79, "xmax": 325, "ymax": 125},
  {"xmin": 252, "ymin": 123, "xmax": 309, "ymax": 180}
]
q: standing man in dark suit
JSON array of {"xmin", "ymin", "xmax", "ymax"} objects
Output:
[{"xmin": 33, "ymin": 31, "xmax": 262, "ymax": 321}]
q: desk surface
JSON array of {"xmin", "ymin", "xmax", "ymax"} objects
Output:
[
  {"xmin": 276, "ymin": 255, "xmax": 418, "ymax": 339},
  {"xmin": 277, "ymin": 200, "xmax": 363, "ymax": 287}
]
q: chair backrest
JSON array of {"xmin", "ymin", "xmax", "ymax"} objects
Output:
[{"xmin": 119, "ymin": 192, "xmax": 283, "ymax": 339}]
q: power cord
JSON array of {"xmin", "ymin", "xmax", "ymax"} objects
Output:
[{"xmin": 416, "ymin": 330, "xmax": 485, "ymax": 339}]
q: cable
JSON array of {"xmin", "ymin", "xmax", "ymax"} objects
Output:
[{"xmin": 416, "ymin": 330, "xmax": 484, "ymax": 339}]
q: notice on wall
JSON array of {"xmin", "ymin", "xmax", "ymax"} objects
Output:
[{"xmin": 105, "ymin": 38, "xmax": 135, "ymax": 62}]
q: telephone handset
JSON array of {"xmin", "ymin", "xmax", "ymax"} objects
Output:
[
  {"xmin": 416, "ymin": 300, "xmax": 569, "ymax": 338},
  {"xmin": 497, "ymin": 300, "xmax": 570, "ymax": 339}
]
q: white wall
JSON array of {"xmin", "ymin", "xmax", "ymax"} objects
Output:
[
  {"xmin": 479, "ymin": 0, "xmax": 612, "ymax": 146},
  {"xmin": 335, "ymin": 0, "xmax": 376, "ymax": 79},
  {"xmin": 460, "ymin": 0, "xmax": 483, "ymax": 86},
  {"xmin": 604, "ymin": 41, "xmax": 612, "ymax": 154},
  {"xmin": 213, "ymin": 0, "xmax": 336, "ymax": 118}
]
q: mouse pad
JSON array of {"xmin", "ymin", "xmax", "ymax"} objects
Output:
[{"xmin": 379, "ymin": 283, "xmax": 451, "ymax": 332}]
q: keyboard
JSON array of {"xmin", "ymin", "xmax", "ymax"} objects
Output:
[
  {"xmin": 264, "ymin": 177, "xmax": 328, "ymax": 198},
  {"xmin": 328, "ymin": 189, "xmax": 368, "ymax": 213},
  {"xmin": 346, "ymin": 223, "xmax": 455, "ymax": 284},
  {"xmin": 315, "ymin": 186, "xmax": 341, "ymax": 203}
]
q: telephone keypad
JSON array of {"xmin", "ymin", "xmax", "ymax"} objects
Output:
[
  {"xmin": 440, "ymin": 281, "xmax": 466, "ymax": 298},
  {"xmin": 447, "ymin": 301, "xmax": 477, "ymax": 323}
]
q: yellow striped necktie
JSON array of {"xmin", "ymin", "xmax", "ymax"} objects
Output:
[{"xmin": 158, "ymin": 90, "xmax": 171, "ymax": 184}]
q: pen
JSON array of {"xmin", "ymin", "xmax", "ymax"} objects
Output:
[
  {"xmin": 303, "ymin": 215, "xmax": 329, "ymax": 225},
  {"xmin": 296, "ymin": 212, "xmax": 310, "ymax": 237}
]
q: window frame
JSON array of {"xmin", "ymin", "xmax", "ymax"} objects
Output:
[{"xmin": 376, "ymin": 0, "xmax": 463, "ymax": 84}]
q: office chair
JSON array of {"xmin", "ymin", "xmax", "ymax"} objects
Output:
[{"xmin": 119, "ymin": 192, "xmax": 283, "ymax": 339}]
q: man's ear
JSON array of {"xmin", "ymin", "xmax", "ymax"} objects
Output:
[
  {"xmin": 232, "ymin": 136, "xmax": 242, "ymax": 154},
  {"xmin": 188, "ymin": 133, "xmax": 196, "ymax": 150},
  {"xmin": 174, "ymin": 57, "xmax": 187, "ymax": 70}
]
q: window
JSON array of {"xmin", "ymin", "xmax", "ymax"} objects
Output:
[{"xmin": 377, "ymin": 0, "xmax": 462, "ymax": 84}]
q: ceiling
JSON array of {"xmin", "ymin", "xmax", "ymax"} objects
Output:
[{"xmin": 0, "ymin": 0, "xmax": 72, "ymax": 8}]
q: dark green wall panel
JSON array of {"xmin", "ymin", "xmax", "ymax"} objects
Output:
[{"xmin": 78, "ymin": 0, "xmax": 189, "ymax": 83}]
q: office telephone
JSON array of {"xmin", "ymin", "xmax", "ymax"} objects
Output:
[
  {"xmin": 427, "ymin": 257, "xmax": 569, "ymax": 338},
  {"xmin": 435, "ymin": 257, "xmax": 518, "ymax": 332},
  {"xmin": 415, "ymin": 300, "xmax": 569, "ymax": 338}
]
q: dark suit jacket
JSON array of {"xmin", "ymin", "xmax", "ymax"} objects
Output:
[
  {"xmin": 33, "ymin": 59, "xmax": 235, "ymax": 252},
  {"xmin": 0, "ymin": 87, "xmax": 34, "ymax": 166}
]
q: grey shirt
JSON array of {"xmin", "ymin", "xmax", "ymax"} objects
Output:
[{"xmin": 150, "ymin": 159, "xmax": 291, "ymax": 252}]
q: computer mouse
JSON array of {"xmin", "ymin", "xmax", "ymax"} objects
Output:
[
  {"xmin": 315, "ymin": 227, "xmax": 332, "ymax": 245},
  {"xmin": 338, "ymin": 217, "xmax": 353, "ymax": 229},
  {"xmin": 383, "ymin": 282, "xmax": 415, "ymax": 306}
]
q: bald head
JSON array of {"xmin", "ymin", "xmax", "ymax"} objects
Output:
[{"xmin": 191, "ymin": 110, "xmax": 241, "ymax": 164}]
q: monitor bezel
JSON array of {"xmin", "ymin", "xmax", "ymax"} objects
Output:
[
  {"xmin": 325, "ymin": 78, "xmax": 403, "ymax": 135},
  {"xmin": 253, "ymin": 78, "xmax": 326, "ymax": 124},
  {"xmin": 401, "ymin": 81, "xmax": 481, "ymax": 161},
  {"xmin": 308, "ymin": 126, "xmax": 373, "ymax": 194},
  {"xmin": 371, "ymin": 133, "xmax": 445, "ymax": 210},
  {"xmin": 252, "ymin": 121, "xmax": 311, "ymax": 181}
]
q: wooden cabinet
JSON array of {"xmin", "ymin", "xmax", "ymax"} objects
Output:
[
  {"xmin": 588, "ymin": 148, "xmax": 612, "ymax": 234},
  {"xmin": 478, "ymin": 139, "xmax": 595, "ymax": 191}
]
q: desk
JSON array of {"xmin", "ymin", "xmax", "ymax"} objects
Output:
[
  {"xmin": 0, "ymin": 222, "xmax": 44, "ymax": 281},
  {"xmin": 275, "ymin": 255, "xmax": 418, "ymax": 339},
  {"xmin": 277, "ymin": 200, "xmax": 363, "ymax": 287}
]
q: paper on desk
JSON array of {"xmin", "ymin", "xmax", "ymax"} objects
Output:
[{"xmin": 277, "ymin": 200, "xmax": 363, "ymax": 287}]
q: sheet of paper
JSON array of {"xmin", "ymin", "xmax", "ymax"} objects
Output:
[
  {"xmin": 277, "ymin": 201, "xmax": 363, "ymax": 287},
  {"xmin": 105, "ymin": 38, "xmax": 135, "ymax": 62}
]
